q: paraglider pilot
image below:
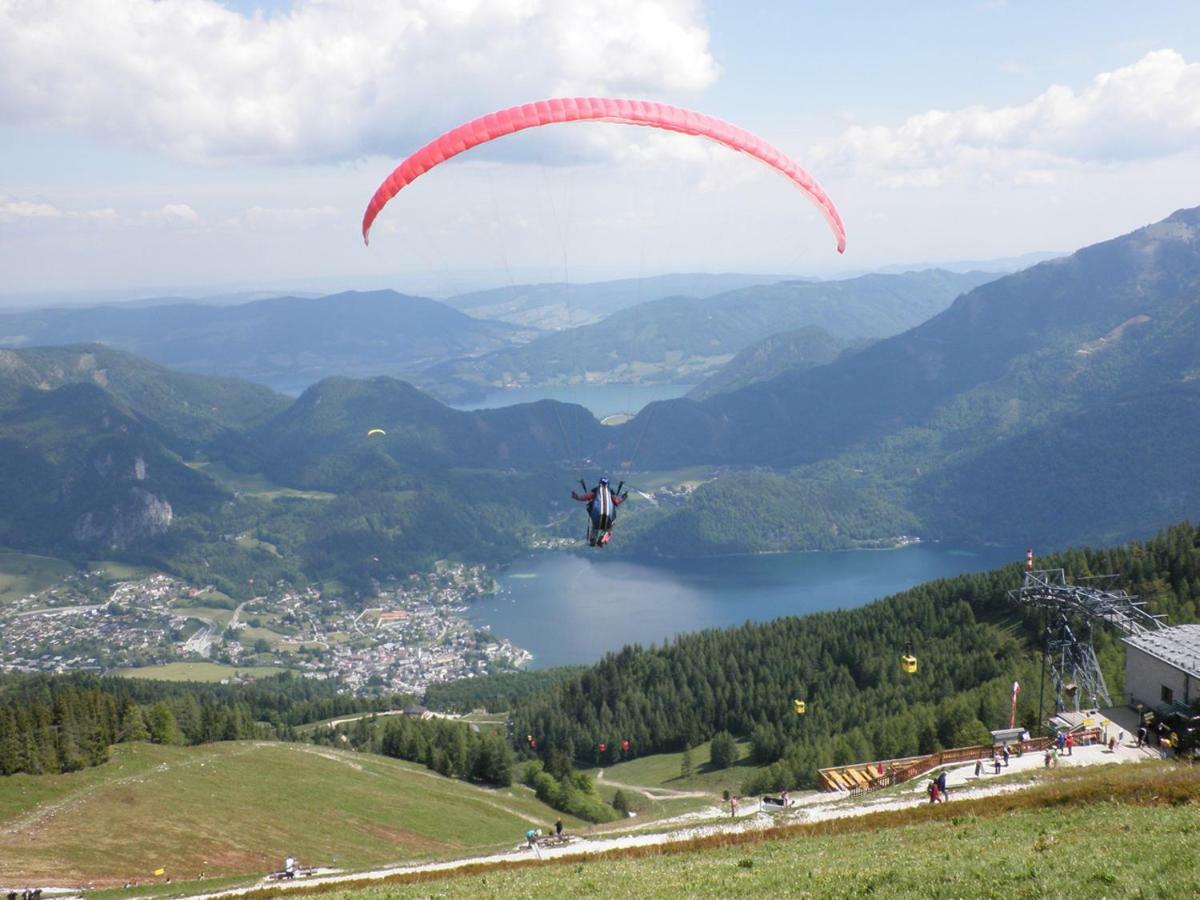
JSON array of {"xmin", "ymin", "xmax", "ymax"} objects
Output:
[{"xmin": 572, "ymin": 477, "xmax": 627, "ymax": 547}]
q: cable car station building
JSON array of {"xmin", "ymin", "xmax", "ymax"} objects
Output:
[{"xmin": 1122, "ymin": 624, "xmax": 1200, "ymax": 709}]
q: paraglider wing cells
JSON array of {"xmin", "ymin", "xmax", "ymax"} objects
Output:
[{"xmin": 362, "ymin": 97, "xmax": 846, "ymax": 253}]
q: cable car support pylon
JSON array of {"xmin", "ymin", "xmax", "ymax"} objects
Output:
[{"xmin": 1008, "ymin": 567, "xmax": 1167, "ymax": 714}]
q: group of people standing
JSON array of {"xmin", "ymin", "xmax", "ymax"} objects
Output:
[
  {"xmin": 526, "ymin": 819, "xmax": 565, "ymax": 849},
  {"xmin": 927, "ymin": 770, "xmax": 949, "ymax": 803}
]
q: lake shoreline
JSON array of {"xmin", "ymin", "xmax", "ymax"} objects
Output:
[{"xmin": 471, "ymin": 543, "xmax": 1020, "ymax": 669}]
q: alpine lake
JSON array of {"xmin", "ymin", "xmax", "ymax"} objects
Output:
[
  {"xmin": 453, "ymin": 384, "xmax": 1019, "ymax": 667},
  {"xmin": 472, "ymin": 544, "xmax": 1018, "ymax": 668}
]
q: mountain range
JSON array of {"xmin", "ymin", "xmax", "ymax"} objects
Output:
[
  {"xmin": 420, "ymin": 270, "xmax": 992, "ymax": 401},
  {"xmin": 0, "ymin": 207, "xmax": 1197, "ymax": 580},
  {"xmin": 0, "ymin": 291, "xmax": 533, "ymax": 395},
  {"xmin": 628, "ymin": 207, "xmax": 1200, "ymax": 549},
  {"xmin": 443, "ymin": 272, "xmax": 800, "ymax": 329},
  {"xmin": 686, "ymin": 326, "xmax": 866, "ymax": 401}
]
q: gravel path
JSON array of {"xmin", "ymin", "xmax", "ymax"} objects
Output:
[{"xmin": 181, "ymin": 737, "xmax": 1161, "ymax": 900}]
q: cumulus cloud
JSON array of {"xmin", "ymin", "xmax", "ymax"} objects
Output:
[
  {"xmin": 0, "ymin": 0, "xmax": 716, "ymax": 164},
  {"xmin": 143, "ymin": 203, "xmax": 201, "ymax": 225},
  {"xmin": 816, "ymin": 49, "xmax": 1200, "ymax": 186},
  {"xmin": 0, "ymin": 195, "xmax": 119, "ymax": 224}
]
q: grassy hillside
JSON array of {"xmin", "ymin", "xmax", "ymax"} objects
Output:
[
  {"xmin": 113, "ymin": 662, "xmax": 289, "ymax": 682},
  {"xmin": 308, "ymin": 761, "xmax": 1200, "ymax": 899},
  {"xmin": 0, "ymin": 741, "xmax": 582, "ymax": 886},
  {"xmin": 0, "ymin": 548, "xmax": 77, "ymax": 605},
  {"xmin": 582, "ymin": 738, "xmax": 759, "ymax": 820}
]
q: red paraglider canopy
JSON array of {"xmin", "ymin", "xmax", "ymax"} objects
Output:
[{"xmin": 362, "ymin": 97, "xmax": 846, "ymax": 253}]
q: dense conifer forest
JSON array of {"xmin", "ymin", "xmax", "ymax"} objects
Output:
[
  {"xmin": 508, "ymin": 522, "xmax": 1200, "ymax": 792},
  {"xmin": 0, "ymin": 671, "xmax": 407, "ymax": 775},
  {"xmin": 3, "ymin": 523, "xmax": 1195, "ymax": 791},
  {"xmin": 314, "ymin": 713, "xmax": 516, "ymax": 788}
]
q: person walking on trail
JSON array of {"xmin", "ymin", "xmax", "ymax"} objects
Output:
[
  {"xmin": 1002, "ymin": 744, "xmax": 1010, "ymax": 767},
  {"xmin": 928, "ymin": 780, "xmax": 940, "ymax": 804},
  {"xmin": 936, "ymin": 770, "xmax": 948, "ymax": 802},
  {"xmin": 1065, "ymin": 733, "xmax": 1074, "ymax": 756},
  {"xmin": 974, "ymin": 757, "xmax": 983, "ymax": 777},
  {"xmin": 1137, "ymin": 726, "xmax": 1146, "ymax": 748},
  {"xmin": 526, "ymin": 828, "xmax": 540, "ymax": 849},
  {"xmin": 730, "ymin": 795, "xmax": 738, "ymax": 818},
  {"xmin": 572, "ymin": 477, "xmax": 627, "ymax": 547},
  {"xmin": 555, "ymin": 819, "xmax": 563, "ymax": 838},
  {"xmin": 993, "ymin": 754, "xmax": 1002, "ymax": 775}
]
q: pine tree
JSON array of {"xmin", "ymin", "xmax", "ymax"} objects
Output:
[
  {"xmin": 680, "ymin": 745, "xmax": 693, "ymax": 779},
  {"xmin": 146, "ymin": 702, "xmax": 180, "ymax": 745},
  {"xmin": 120, "ymin": 705, "xmax": 150, "ymax": 742},
  {"xmin": 710, "ymin": 731, "xmax": 737, "ymax": 769},
  {"xmin": 611, "ymin": 789, "xmax": 629, "ymax": 816}
]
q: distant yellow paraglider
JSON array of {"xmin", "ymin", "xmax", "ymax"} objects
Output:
[
  {"xmin": 367, "ymin": 428, "xmax": 387, "ymax": 437},
  {"xmin": 793, "ymin": 699, "xmax": 806, "ymax": 715}
]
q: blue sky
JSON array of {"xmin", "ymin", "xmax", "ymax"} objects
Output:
[{"xmin": 2, "ymin": 1, "xmax": 1200, "ymax": 301}]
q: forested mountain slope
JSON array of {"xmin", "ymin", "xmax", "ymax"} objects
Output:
[
  {"xmin": 634, "ymin": 208, "xmax": 1200, "ymax": 469},
  {"xmin": 0, "ymin": 364, "xmax": 601, "ymax": 589},
  {"xmin": 686, "ymin": 326, "xmax": 863, "ymax": 400},
  {"xmin": 511, "ymin": 522, "xmax": 1200, "ymax": 790},
  {"xmin": 421, "ymin": 270, "xmax": 991, "ymax": 400},
  {"xmin": 249, "ymin": 376, "xmax": 605, "ymax": 489},
  {"xmin": 0, "ymin": 344, "xmax": 287, "ymax": 450},
  {"xmin": 445, "ymin": 272, "xmax": 796, "ymax": 329},
  {"xmin": 0, "ymin": 382, "xmax": 223, "ymax": 552},
  {"xmin": 621, "ymin": 207, "xmax": 1200, "ymax": 549}
]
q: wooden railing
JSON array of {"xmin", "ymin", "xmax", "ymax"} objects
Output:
[
  {"xmin": 817, "ymin": 754, "xmax": 927, "ymax": 793},
  {"xmin": 818, "ymin": 735, "xmax": 1063, "ymax": 795},
  {"xmin": 892, "ymin": 737, "xmax": 1055, "ymax": 785}
]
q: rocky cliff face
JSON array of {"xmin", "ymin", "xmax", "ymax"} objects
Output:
[
  {"xmin": 72, "ymin": 487, "xmax": 173, "ymax": 549},
  {"xmin": 70, "ymin": 450, "xmax": 177, "ymax": 548},
  {"xmin": 0, "ymin": 382, "xmax": 221, "ymax": 554}
]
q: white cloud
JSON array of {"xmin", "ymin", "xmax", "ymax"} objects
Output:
[
  {"xmin": 143, "ymin": 203, "xmax": 201, "ymax": 225},
  {"xmin": 816, "ymin": 50, "xmax": 1200, "ymax": 186},
  {"xmin": 0, "ymin": 0, "xmax": 716, "ymax": 164},
  {"xmin": 227, "ymin": 205, "xmax": 340, "ymax": 230},
  {"xmin": 0, "ymin": 195, "xmax": 119, "ymax": 224}
]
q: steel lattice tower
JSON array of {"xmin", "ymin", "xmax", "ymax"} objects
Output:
[{"xmin": 1009, "ymin": 569, "xmax": 1166, "ymax": 714}]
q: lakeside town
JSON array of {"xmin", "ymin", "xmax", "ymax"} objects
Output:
[{"xmin": 0, "ymin": 561, "xmax": 532, "ymax": 694}]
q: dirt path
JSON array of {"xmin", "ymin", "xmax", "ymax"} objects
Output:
[
  {"xmin": 595, "ymin": 771, "xmax": 711, "ymax": 800},
  {"xmin": 183, "ymin": 740, "xmax": 1160, "ymax": 900}
]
